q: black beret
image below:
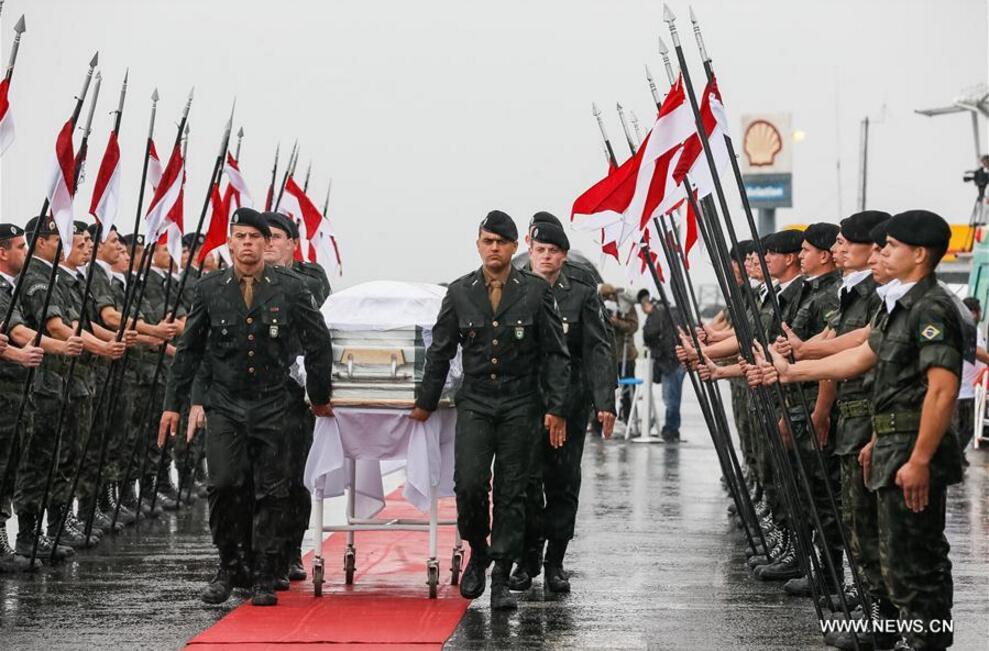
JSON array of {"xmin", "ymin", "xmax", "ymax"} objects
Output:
[
  {"xmin": 181, "ymin": 232, "xmax": 205, "ymax": 249},
  {"xmin": 765, "ymin": 229, "xmax": 804, "ymax": 254},
  {"xmin": 803, "ymin": 222, "xmax": 839, "ymax": 252},
  {"xmin": 263, "ymin": 211, "xmax": 299, "ymax": 240},
  {"xmin": 230, "ymin": 207, "xmax": 271, "ymax": 238},
  {"xmin": 840, "ymin": 211, "xmax": 891, "ymax": 244},
  {"xmin": 0, "ymin": 223, "xmax": 24, "ymax": 240},
  {"xmin": 530, "ymin": 222, "xmax": 570, "ymax": 251},
  {"xmin": 72, "ymin": 220, "xmax": 88, "ymax": 236},
  {"xmin": 885, "ymin": 210, "xmax": 952, "ymax": 248},
  {"xmin": 869, "ymin": 220, "xmax": 889, "ymax": 248},
  {"xmin": 529, "ymin": 211, "xmax": 563, "ymax": 229},
  {"xmin": 730, "ymin": 239, "xmax": 754, "ymax": 260},
  {"xmin": 25, "ymin": 216, "xmax": 58, "ymax": 236},
  {"xmin": 479, "ymin": 210, "xmax": 518, "ymax": 241},
  {"xmin": 120, "ymin": 233, "xmax": 146, "ymax": 247},
  {"xmin": 86, "ymin": 223, "xmax": 116, "ymax": 239}
]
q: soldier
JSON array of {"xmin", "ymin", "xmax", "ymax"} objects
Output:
[
  {"xmin": 511, "ymin": 211, "xmax": 605, "ymax": 286},
  {"xmin": 508, "ymin": 221, "xmax": 615, "ymax": 593},
  {"xmin": 410, "ymin": 210, "xmax": 570, "ymax": 610},
  {"xmin": 763, "ymin": 210, "xmax": 963, "ymax": 650},
  {"xmin": 159, "ymin": 207, "xmax": 334, "ymax": 607},
  {"xmin": 262, "ymin": 211, "xmax": 326, "ymax": 587},
  {"xmin": 0, "ymin": 223, "xmax": 80, "ymax": 570}
]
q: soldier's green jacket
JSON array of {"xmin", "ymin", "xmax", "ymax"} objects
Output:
[
  {"xmin": 87, "ymin": 261, "xmax": 118, "ymax": 329},
  {"xmin": 0, "ymin": 272, "xmax": 29, "ymax": 385},
  {"xmin": 19, "ymin": 258, "xmax": 78, "ymax": 397},
  {"xmin": 292, "ymin": 260, "xmax": 331, "ymax": 306},
  {"xmin": 831, "ymin": 274, "xmax": 882, "ymax": 456},
  {"xmin": 416, "ymin": 266, "xmax": 570, "ymax": 416},
  {"xmin": 163, "ymin": 265, "xmax": 333, "ymax": 412},
  {"xmin": 144, "ymin": 267, "xmax": 186, "ymax": 324},
  {"xmin": 543, "ymin": 268, "xmax": 615, "ymax": 414},
  {"xmin": 786, "ymin": 270, "xmax": 841, "ymax": 407},
  {"xmin": 56, "ymin": 265, "xmax": 94, "ymax": 399},
  {"xmin": 866, "ymin": 273, "xmax": 964, "ymax": 490}
]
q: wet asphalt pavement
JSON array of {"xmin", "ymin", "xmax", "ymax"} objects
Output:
[{"xmin": 2, "ymin": 388, "xmax": 988, "ymax": 650}]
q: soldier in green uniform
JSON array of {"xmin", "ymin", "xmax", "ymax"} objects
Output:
[
  {"xmin": 765, "ymin": 210, "xmax": 963, "ymax": 650},
  {"xmin": 508, "ymin": 221, "xmax": 615, "ymax": 594},
  {"xmin": 160, "ymin": 207, "xmax": 334, "ymax": 607},
  {"xmin": 0, "ymin": 223, "xmax": 76, "ymax": 570},
  {"xmin": 411, "ymin": 210, "xmax": 570, "ymax": 611}
]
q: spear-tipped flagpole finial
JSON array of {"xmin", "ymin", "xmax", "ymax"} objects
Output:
[
  {"xmin": 82, "ymin": 72, "xmax": 102, "ymax": 138},
  {"xmin": 76, "ymin": 52, "xmax": 98, "ymax": 107},
  {"xmin": 116, "ymin": 69, "xmax": 128, "ymax": 114},
  {"xmin": 237, "ymin": 126, "xmax": 244, "ymax": 138},
  {"xmin": 688, "ymin": 5, "xmax": 709, "ymax": 62},
  {"xmin": 658, "ymin": 35, "xmax": 676, "ymax": 84},
  {"xmin": 616, "ymin": 102, "xmax": 636, "ymax": 154},
  {"xmin": 629, "ymin": 110, "xmax": 643, "ymax": 143},
  {"xmin": 13, "ymin": 14, "xmax": 25, "ymax": 33},
  {"xmin": 5, "ymin": 14, "xmax": 26, "ymax": 79},
  {"xmin": 645, "ymin": 64, "xmax": 661, "ymax": 107},
  {"xmin": 234, "ymin": 127, "xmax": 244, "ymax": 159},
  {"xmin": 663, "ymin": 4, "xmax": 681, "ymax": 46},
  {"xmin": 181, "ymin": 87, "xmax": 193, "ymax": 120},
  {"xmin": 592, "ymin": 102, "xmax": 609, "ymax": 141},
  {"xmin": 90, "ymin": 51, "xmax": 99, "ymax": 68},
  {"xmin": 151, "ymin": 88, "xmax": 159, "ymax": 103}
]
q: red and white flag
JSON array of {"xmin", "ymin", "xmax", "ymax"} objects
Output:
[
  {"xmin": 277, "ymin": 177, "xmax": 341, "ymax": 276},
  {"xmin": 44, "ymin": 118, "xmax": 77, "ymax": 247},
  {"xmin": 571, "ymin": 77, "xmax": 694, "ymax": 247},
  {"xmin": 144, "ymin": 142, "xmax": 183, "ymax": 242},
  {"xmin": 624, "ymin": 220, "xmax": 664, "ymax": 295},
  {"xmin": 223, "ymin": 153, "xmax": 253, "ymax": 209},
  {"xmin": 147, "ymin": 140, "xmax": 163, "ymax": 191},
  {"xmin": 0, "ymin": 78, "xmax": 15, "ymax": 156},
  {"xmin": 672, "ymin": 75, "xmax": 731, "ymax": 202},
  {"xmin": 160, "ymin": 164, "xmax": 185, "ymax": 265},
  {"xmin": 199, "ymin": 183, "xmax": 231, "ymax": 266},
  {"xmin": 89, "ymin": 132, "xmax": 121, "ymax": 240}
]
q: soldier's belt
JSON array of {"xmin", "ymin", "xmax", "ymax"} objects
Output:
[
  {"xmin": 872, "ymin": 411, "xmax": 921, "ymax": 436},
  {"xmin": 837, "ymin": 399, "xmax": 872, "ymax": 419}
]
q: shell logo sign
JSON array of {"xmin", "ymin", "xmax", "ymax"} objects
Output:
[{"xmin": 743, "ymin": 120, "xmax": 783, "ymax": 167}]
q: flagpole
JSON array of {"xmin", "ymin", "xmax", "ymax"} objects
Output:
[
  {"xmin": 32, "ymin": 64, "xmax": 105, "ymax": 565},
  {"xmin": 272, "ymin": 140, "xmax": 298, "ymax": 211},
  {"xmin": 592, "ymin": 103, "xmax": 619, "ymax": 169},
  {"xmin": 302, "ymin": 160, "xmax": 312, "ymax": 193},
  {"xmin": 644, "ymin": 64, "xmax": 661, "ymax": 111},
  {"xmin": 234, "ymin": 126, "xmax": 243, "ymax": 160},
  {"xmin": 264, "ymin": 142, "xmax": 279, "ymax": 210},
  {"xmin": 616, "ymin": 102, "xmax": 637, "ymax": 156},
  {"xmin": 665, "ymin": 6, "xmax": 855, "ymax": 627}
]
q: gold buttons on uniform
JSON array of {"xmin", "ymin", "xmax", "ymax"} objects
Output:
[
  {"xmin": 491, "ymin": 358, "xmax": 498, "ymax": 365},
  {"xmin": 492, "ymin": 320, "xmax": 499, "ymax": 327},
  {"xmin": 248, "ymin": 351, "xmax": 255, "ymax": 357},
  {"xmin": 246, "ymin": 317, "xmax": 254, "ymax": 324},
  {"xmin": 248, "ymin": 334, "xmax": 255, "ymax": 341},
  {"xmin": 492, "ymin": 339, "xmax": 498, "ymax": 346}
]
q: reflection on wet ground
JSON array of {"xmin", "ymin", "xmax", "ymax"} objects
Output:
[{"xmin": 1, "ymin": 391, "xmax": 987, "ymax": 650}]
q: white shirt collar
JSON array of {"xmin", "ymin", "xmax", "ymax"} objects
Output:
[
  {"xmin": 111, "ymin": 270, "xmax": 127, "ymax": 284},
  {"xmin": 883, "ymin": 279, "xmax": 916, "ymax": 313},
  {"xmin": 0, "ymin": 270, "xmax": 15, "ymax": 285},
  {"xmin": 777, "ymin": 275, "xmax": 802, "ymax": 294},
  {"xmin": 840, "ymin": 269, "xmax": 872, "ymax": 296},
  {"xmin": 95, "ymin": 259, "xmax": 113, "ymax": 276},
  {"xmin": 150, "ymin": 266, "xmax": 168, "ymax": 278},
  {"xmin": 749, "ymin": 277, "xmax": 762, "ymax": 289},
  {"xmin": 59, "ymin": 262, "xmax": 78, "ymax": 276}
]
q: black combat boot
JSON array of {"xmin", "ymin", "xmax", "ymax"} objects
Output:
[
  {"xmin": 274, "ymin": 552, "xmax": 291, "ymax": 591},
  {"xmin": 47, "ymin": 504, "xmax": 91, "ymax": 548},
  {"xmin": 507, "ymin": 546, "xmax": 542, "ymax": 591},
  {"xmin": 101, "ymin": 483, "xmax": 135, "ymax": 527},
  {"xmin": 489, "ymin": 562, "xmax": 517, "ymax": 610},
  {"xmin": 0, "ymin": 523, "xmax": 30, "ymax": 573},
  {"xmin": 251, "ymin": 554, "xmax": 279, "ymax": 606},
  {"xmin": 117, "ymin": 480, "xmax": 145, "ymax": 521},
  {"xmin": 139, "ymin": 477, "xmax": 164, "ymax": 518},
  {"xmin": 14, "ymin": 511, "xmax": 73, "ymax": 563},
  {"xmin": 202, "ymin": 551, "xmax": 240, "ymax": 604},
  {"xmin": 543, "ymin": 540, "xmax": 571, "ymax": 593},
  {"xmin": 458, "ymin": 543, "xmax": 490, "ymax": 599},
  {"xmin": 288, "ymin": 548, "xmax": 307, "ymax": 581},
  {"xmin": 155, "ymin": 473, "xmax": 179, "ymax": 512},
  {"xmin": 754, "ymin": 542, "xmax": 803, "ymax": 581}
]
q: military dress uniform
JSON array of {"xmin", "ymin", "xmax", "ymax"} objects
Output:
[
  {"xmin": 866, "ymin": 272, "xmax": 963, "ymax": 649},
  {"xmin": 514, "ymin": 254, "xmax": 614, "ymax": 590},
  {"xmin": 163, "ymin": 248, "xmax": 333, "ymax": 603}
]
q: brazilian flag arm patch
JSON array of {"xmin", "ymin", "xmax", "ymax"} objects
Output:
[{"xmin": 919, "ymin": 322, "xmax": 944, "ymax": 342}]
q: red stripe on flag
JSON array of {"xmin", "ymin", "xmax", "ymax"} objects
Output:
[
  {"xmin": 89, "ymin": 132, "xmax": 120, "ymax": 218},
  {"xmin": 55, "ymin": 118, "xmax": 76, "ymax": 195}
]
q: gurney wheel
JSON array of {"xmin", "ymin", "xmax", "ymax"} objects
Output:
[
  {"xmin": 313, "ymin": 557, "xmax": 324, "ymax": 597},
  {"xmin": 427, "ymin": 561, "xmax": 439, "ymax": 599},
  {"xmin": 344, "ymin": 548, "xmax": 356, "ymax": 585},
  {"xmin": 450, "ymin": 549, "xmax": 463, "ymax": 586}
]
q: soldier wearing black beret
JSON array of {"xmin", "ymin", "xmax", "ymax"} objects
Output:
[
  {"xmin": 262, "ymin": 211, "xmax": 331, "ymax": 305},
  {"xmin": 411, "ymin": 209, "xmax": 570, "ymax": 610},
  {"xmin": 840, "ymin": 211, "xmax": 892, "ymax": 244},
  {"xmin": 766, "ymin": 209, "xmax": 963, "ymax": 649},
  {"xmin": 160, "ymin": 205, "xmax": 334, "ymax": 607},
  {"xmin": 513, "ymin": 211, "xmax": 604, "ymax": 285}
]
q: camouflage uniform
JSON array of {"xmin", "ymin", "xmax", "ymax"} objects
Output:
[
  {"xmin": 417, "ymin": 266, "xmax": 570, "ymax": 563},
  {"xmin": 867, "ymin": 273, "xmax": 963, "ymax": 649},
  {"xmin": 0, "ymin": 273, "xmax": 31, "ymax": 525}
]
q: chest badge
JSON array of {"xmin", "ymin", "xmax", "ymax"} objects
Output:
[
  {"xmin": 270, "ymin": 325, "xmax": 279, "ymax": 338},
  {"xmin": 515, "ymin": 326, "xmax": 525, "ymax": 340}
]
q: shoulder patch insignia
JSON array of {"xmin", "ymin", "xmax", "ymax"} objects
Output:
[{"xmin": 920, "ymin": 323, "xmax": 943, "ymax": 342}]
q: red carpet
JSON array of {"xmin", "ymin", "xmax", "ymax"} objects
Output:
[{"xmin": 186, "ymin": 489, "xmax": 467, "ymax": 649}]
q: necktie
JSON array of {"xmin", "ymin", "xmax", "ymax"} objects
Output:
[
  {"xmin": 241, "ymin": 275, "xmax": 255, "ymax": 308},
  {"xmin": 489, "ymin": 280, "xmax": 503, "ymax": 313}
]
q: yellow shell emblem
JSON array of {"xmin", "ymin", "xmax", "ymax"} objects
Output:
[{"xmin": 743, "ymin": 120, "xmax": 783, "ymax": 167}]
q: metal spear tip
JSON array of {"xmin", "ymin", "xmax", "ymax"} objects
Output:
[
  {"xmin": 689, "ymin": 6, "xmax": 698, "ymax": 24},
  {"xmin": 151, "ymin": 88, "xmax": 160, "ymax": 102},
  {"xmin": 591, "ymin": 101, "xmax": 600, "ymax": 116},
  {"xmin": 658, "ymin": 35, "xmax": 669, "ymax": 55},
  {"xmin": 645, "ymin": 63, "xmax": 654, "ymax": 80},
  {"xmin": 123, "ymin": 68, "xmax": 129, "ymax": 83},
  {"xmin": 237, "ymin": 126, "xmax": 244, "ymax": 138},
  {"xmin": 14, "ymin": 14, "xmax": 25, "ymax": 34},
  {"xmin": 616, "ymin": 102, "xmax": 623, "ymax": 111},
  {"xmin": 662, "ymin": 4, "xmax": 676, "ymax": 23},
  {"xmin": 90, "ymin": 51, "xmax": 99, "ymax": 67},
  {"xmin": 188, "ymin": 86, "xmax": 195, "ymax": 101}
]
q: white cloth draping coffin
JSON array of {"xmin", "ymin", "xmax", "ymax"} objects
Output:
[{"xmin": 304, "ymin": 406, "xmax": 457, "ymax": 519}]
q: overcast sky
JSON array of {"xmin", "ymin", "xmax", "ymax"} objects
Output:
[{"xmin": 2, "ymin": 0, "xmax": 986, "ymax": 292}]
